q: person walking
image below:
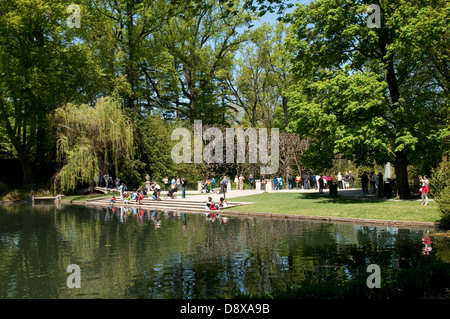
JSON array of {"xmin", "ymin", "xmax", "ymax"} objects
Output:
[
  {"xmin": 234, "ymin": 175, "xmax": 239, "ymax": 191},
  {"xmin": 239, "ymin": 174, "xmax": 244, "ymax": 190},
  {"xmin": 419, "ymin": 175, "xmax": 429, "ymax": 206}
]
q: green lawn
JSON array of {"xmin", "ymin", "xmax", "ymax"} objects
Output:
[
  {"xmin": 225, "ymin": 192, "xmax": 441, "ymax": 223},
  {"xmin": 63, "ymin": 194, "xmax": 112, "ymax": 201}
]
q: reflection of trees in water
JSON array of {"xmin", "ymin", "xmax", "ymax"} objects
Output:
[{"xmin": 0, "ymin": 204, "xmax": 448, "ymax": 298}]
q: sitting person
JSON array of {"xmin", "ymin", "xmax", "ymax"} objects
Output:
[
  {"xmin": 122, "ymin": 193, "xmax": 131, "ymax": 204},
  {"xmin": 152, "ymin": 188, "xmax": 158, "ymax": 201},
  {"xmin": 205, "ymin": 197, "xmax": 218, "ymax": 210},
  {"xmin": 151, "ymin": 182, "xmax": 161, "ymax": 201},
  {"xmin": 136, "ymin": 191, "xmax": 144, "ymax": 204},
  {"xmin": 219, "ymin": 197, "xmax": 228, "ymax": 208},
  {"xmin": 109, "ymin": 195, "xmax": 116, "ymax": 203}
]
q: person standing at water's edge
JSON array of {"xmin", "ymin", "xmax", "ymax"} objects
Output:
[
  {"xmin": 181, "ymin": 177, "xmax": 187, "ymax": 198},
  {"xmin": 419, "ymin": 175, "xmax": 429, "ymax": 206}
]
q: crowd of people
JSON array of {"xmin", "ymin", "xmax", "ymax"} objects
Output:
[{"xmin": 105, "ymin": 167, "xmax": 433, "ymax": 208}]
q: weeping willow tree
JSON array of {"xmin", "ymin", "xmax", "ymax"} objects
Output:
[{"xmin": 53, "ymin": 96, "xmax": 135, "ymax": 192}]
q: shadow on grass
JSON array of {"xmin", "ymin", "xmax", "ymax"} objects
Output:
[{"xmin": 298, "ymin": 192, "xmax": 390, "ymax": 205}]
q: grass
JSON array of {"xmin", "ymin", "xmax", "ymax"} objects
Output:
[
  {"xmin": 63, "ymin": 194, "xmax": 112, "ymax": 201},
  {"xmin": 225, "ymin": 192, "xmax": 441, "ymax": 223}
]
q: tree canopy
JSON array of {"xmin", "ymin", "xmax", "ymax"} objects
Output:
[
  {"xmin": 286, "ymin": 0, "xmax": 449, "ymax": 198},
  {"xmin": 0, "ymin": 0, "xmax": 447, "ymax": 197}
]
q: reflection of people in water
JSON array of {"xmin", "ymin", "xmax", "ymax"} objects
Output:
[
  {"xmin": 138, "ymin": 209, "xmax": 144, "ymax": 226},
  {"xmin": 182, "ymin": 213, "xmax": 187, "ymax": 232},
  {"xmin": 151, "ymin": 211, "xmax": 161, "ymax": 229},
  {"xmin": 422, "ymin": 231, "xmax": 432, "ymax": 255},
  {"xmin": 205, "ymin": 212, "xmax": 230, "ymax": 224}
]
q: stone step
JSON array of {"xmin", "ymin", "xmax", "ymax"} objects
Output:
[{"xmin": 85, "ymin": 197, "xmax": 246, "ymax": 211}]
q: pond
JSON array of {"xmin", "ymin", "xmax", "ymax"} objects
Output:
[{"xmin": 0, "ymin": 203, "xmax": 448, "ymax": 299}]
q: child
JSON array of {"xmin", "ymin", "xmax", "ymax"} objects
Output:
[
  {"xmin": 123, "ymin": 193, "xmax": 131, "ymax": 204},
  {"xmin": 109, "ymin": 195, "xmax": 116, "ymax": 203},
  {"xmin": 137, "ymin": 192, "xmax": 144, "ymax": 204}
]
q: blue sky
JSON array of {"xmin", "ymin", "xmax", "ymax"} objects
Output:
[{"xmin": 254, "ymin": 0, "xmax": 312, "ymax": 26}]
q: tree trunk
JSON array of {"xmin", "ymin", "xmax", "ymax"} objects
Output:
[
  {"xmin": 282, "ymin": 95, "xmax": 288, "ymax": 130},
  {"xmin": 393, "ymin": 152, "xmax": 411, "ymax": 199},
  {"xmin": 20, "ymin": 158, "xmax": 34, "ymax": 185}
]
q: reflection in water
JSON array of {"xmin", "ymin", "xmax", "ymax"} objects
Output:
[
  {"xmin": 422, "ymin": 231, "xmax": 432, "ymax": 255},
  {"xmin": 0, "ymin": 204, "xmax": 448, "ymax": 299}
]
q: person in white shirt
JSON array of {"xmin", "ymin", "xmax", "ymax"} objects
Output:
[{"xmin": 162, "ymin": 176, "xmax": 169, "ymax": 191}]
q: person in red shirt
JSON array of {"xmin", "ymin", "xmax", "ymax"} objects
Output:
[{"xmin": 327, "ymin": 174, "xmax": 334, "ymax": 188}]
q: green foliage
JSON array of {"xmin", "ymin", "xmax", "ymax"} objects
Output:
[
  {"xmin": 235, "ymin": 262, "xmax": 450, "ymax": 299},
  {"xmin": 53, "ymin": 95, "xmax": 134, "ymax": 192},
  {"xmin": 430, "ymin": 157, "xmax": 450, "ymax": 199},
  {"xmin": 288, "ymin": 69, "xmax": 389, "ymax": 169},
  {"xmin": 431, "ymin": 157, "xmax": 450, "ymax": 228},
  {"xmin": 437, "ymin": 186, "xmax": 450, "ymax": 228},
  {"xmin": 286, "ymin": 0, "xmax": 449, "ymax": 198},
  {"xmin": 227, "ymin": 22, "xmax": 291, "ymax": 129},
  {"xmin": 0, "ymin": 0, "xmax": 111, "ymax": 183}
]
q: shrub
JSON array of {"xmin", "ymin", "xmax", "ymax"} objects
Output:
[
  {"xmin": 437, "ymin": 186, "xmax": 450, "ymax": 229},
  {"xmin": 430, "ymin": 156, "xmax": 450, "ymax": 199}
]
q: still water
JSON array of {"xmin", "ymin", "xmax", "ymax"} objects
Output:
[{"xmin": 0, "ymin": 203, "xmax": 447, "ymax": 299}]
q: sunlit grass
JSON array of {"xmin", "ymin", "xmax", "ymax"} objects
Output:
[{"xmin": 226, "ymin": 192, "xmax": 440, "ymax": 223}]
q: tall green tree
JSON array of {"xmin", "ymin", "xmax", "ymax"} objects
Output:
[
  {"xmin": 142, "ymin": 0, "xmax": 255, "ymax": 123},
  {"xmin": 0, "ymin": 0, "xmax": 104, "ymax": 184},
  {"xmin": 83, "ymin": 0, "xmax": 178, "ymax": 115},
  {"xmin": 53, "ymin": 95, "xmax": 134, "ymax": 192},
  {"xmin": 287, "ymin": 0, "xmax": 449, "ymax": 198},
  {"xmin": 225, "ymin": 21, "xmax": 292, "ymax": 129}
]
